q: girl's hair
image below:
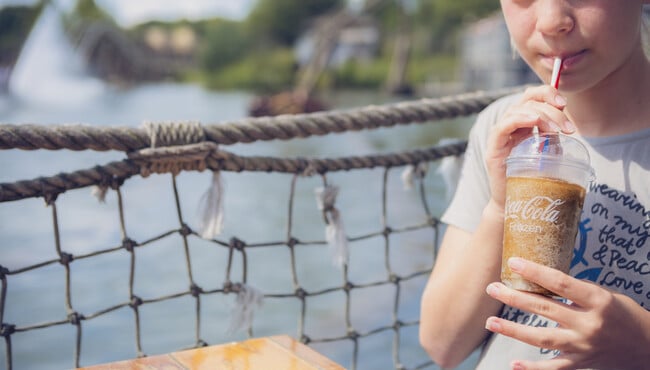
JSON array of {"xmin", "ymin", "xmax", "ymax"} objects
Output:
[{"xmin": 643, "ymin": 5, "xmax": 650, "ymax": 56}]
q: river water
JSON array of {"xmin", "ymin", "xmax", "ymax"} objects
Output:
[{"xmin": 0, "ymin": 6, "xmax": 479, "ymax": 370}]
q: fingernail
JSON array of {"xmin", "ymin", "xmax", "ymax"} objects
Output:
[
  {"xmin": 555, "ymin": 95, "xmax": 567, "ymax": 106},
  {"xmin": 508, "ymin": 257, "xmax": 525, "ymax": 272},
  {"xmin": 485, "ymin": 317, "xmax": 502, "ymax": 331},
  {"xmin": 486, "ymin": 283, "xmax": 500, "ymax": 296},
  {"xmin": 564, "ymin": 120, "xmax": 576, "ymax": 133}
]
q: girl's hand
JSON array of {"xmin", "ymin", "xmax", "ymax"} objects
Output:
[
  {"xmin": 485, "ymin": 258, "xmax": 650, "ymax": 370},
  {"xmin": 485, "ymin": 85, "xmax": 574, "ymax": 209}
]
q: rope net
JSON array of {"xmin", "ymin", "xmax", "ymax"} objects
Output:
[{"xmin": 0, "ymin": 87, "xmax": 520, "ymax": 370}]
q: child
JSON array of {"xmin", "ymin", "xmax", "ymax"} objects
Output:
[{"xmin": 419, "ymin": 1, "xmax": 650, "ymax": 369}]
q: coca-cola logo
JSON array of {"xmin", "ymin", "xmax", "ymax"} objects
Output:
[{"xmin": 505, "ymin": 196, "xmax": 565, "ymax": 224}]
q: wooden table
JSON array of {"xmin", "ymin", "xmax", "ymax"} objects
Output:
[{"xmin": 79, "ymin": 335, "xmax": 345, "ymax": 370}]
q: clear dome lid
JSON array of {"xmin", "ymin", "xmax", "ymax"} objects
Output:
[{"xmin": 506, "ymin": 132, "xmax": 594, "ymax": 186}]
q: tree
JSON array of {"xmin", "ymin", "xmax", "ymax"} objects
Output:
[
  {"xmin": 416, "ymin": 0, "xmax": 500, "ymax": 53},
  {"xmin": 71, "ymin": 0, "xmax": 114, "ymax": 23},
  {"xmin": 199, "ymin": 19, "xmax": 250, "ymax": 71},
  {"xmin": 246, "ymin": 0, "xmax": 343, "ymax": 46}
]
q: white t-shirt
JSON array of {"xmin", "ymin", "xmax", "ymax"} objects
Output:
[{"xmin": 441, "ymin": 93, "xmax": 650, "ymax": 369}]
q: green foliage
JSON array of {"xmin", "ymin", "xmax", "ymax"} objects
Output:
[
  {"xmin": 71, "ymin": 0, "xmax": 114, "ymax": 23},
  {"xmin": 246, "ymin": 0, "xmax": 343, "ymax": 46},
  {"xmin": 330, "ymin": 54, "xmax": 458, "ymax": 89},
  {"xmin": 198, "ymin": 19, "xmax": 250, "ymax": 71},
  {"xmin": 333, "ymin": 59, "xmax": 390, "ymax": 89},
  {"xmin": 200, "ymin": 48, "xmax": 296, "ymax": 92},
  {"xmin": 58, "ymin": 0, "xmax": 501, "ymax": 91},
  {"xmin": 415, "ymin": 0, "xmax": 501, "ymax": 53},
  {"xmin": 407, "ymin": 54, "xmax": 458, "ymax": 83}
]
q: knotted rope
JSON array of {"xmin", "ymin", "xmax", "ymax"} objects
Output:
[
  {"xmin": 143, "ymin": 121, "xmax": 205, "ymax": 148},
  {"xmin": 0, "ymin": 86, "xmax": 525, "ymax": 203},
  {"xmin": 0, "ymin": 86, "xmax": 522, "ymax": 152},
  {"xmin": 0, "ymin": 141, "xmax": 467, "ymax": 203},
  {"xmin": 128, "ymin": 122, "xmax": 213, "ymax": 177}
]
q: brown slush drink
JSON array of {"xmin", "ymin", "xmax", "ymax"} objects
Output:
[
  {"xmin": 502, "ymin": 176, "xmax": 586, "ymax": 296},
  {"xmin": 501, "ymin": 133, "xmax": 593, "ymax": 297}
]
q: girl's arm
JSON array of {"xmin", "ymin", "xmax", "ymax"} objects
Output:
[
  {"xmin": 419, "ymin": 200, "xmax": 505, "ymax": 369},
  {"xmin": 420, "ymin": 85, "xmax": 573, "ymax": 368}
]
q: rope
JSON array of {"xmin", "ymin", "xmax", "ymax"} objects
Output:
[
  {"xmin": 0, "ymin": 141, "xmax": 467, "ymax": 203},
  {"xmin": 0, "ymin": 86, "xmax": 504, "ymax": 370},
  {"xmin": 143, "ymin": 121, "xmax": 205, "ymax": 148},
  {"xmin": 0, "ymin": 86, "xmax": 522, "ymax": 152},
  {"xmin": 1, "ymin": 162, "xmax": 441, "ymax": 370}
]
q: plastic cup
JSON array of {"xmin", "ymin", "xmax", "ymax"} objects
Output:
[{"xmin": 501, "ymin": 132, "xmax": 593, "ymax": 296}]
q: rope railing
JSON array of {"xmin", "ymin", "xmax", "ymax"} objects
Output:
[
  {"xmin": 0, "ymin": 86, "xmax": 521, "ymax": 370},
  {"xmin": 0, "ymin": 140, "xmax": 468, "ymax": 203},
  {"xmin": 0, "ymin": 86, "xmax": 520, "ymax": 152}
]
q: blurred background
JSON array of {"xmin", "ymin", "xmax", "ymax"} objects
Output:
[
  {"xmin": 0, "ymin": 0, "xmax": 537, "ymax": 113},
  {"xmin": 0, "ymin": 1, "xmax": 539, "ymax": 369}
]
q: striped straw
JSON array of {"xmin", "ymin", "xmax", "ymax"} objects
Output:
[
  {"xmin": 539, "ymin": 57, "xmax": 563, "ymax": 153},
  {"xmin": 550, "ymin": 57, "xmax": 563, "ymax": 89}
]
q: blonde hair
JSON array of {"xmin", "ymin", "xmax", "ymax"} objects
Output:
[{"xmin": 641, "ymin": 4, "xmax": 650, "ymax": 58}]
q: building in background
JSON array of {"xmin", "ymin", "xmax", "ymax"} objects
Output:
[
  {"xmin": 294, "ymin": 14, "xmax": 379, "ymax": 68},
  {"xmin": 460, "ymin": 12, "xmax": 538, "ymax": 91}
]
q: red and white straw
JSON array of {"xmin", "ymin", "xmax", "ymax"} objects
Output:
[{"xmin": 550, "ymin": 57, "xmax": 563, "ymax": 89}]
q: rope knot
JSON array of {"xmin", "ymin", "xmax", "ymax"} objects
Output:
[
  {"xmin": 347, "ymin": 329, "xmax": 360, "ymax": 340},
  {"xmin": 59, "ymin": 252, "xmax": 74, "ymax": 266},
  {"xmin": 0, "ymin": 265, "xmax": 8, "ymax": 279},
  {"xmin": 128, "ymin": 142, "xmax": 218, "ymax": 177},
  {"xmin": 143, "ymin": 121, "xmax": 205, "ymax": 148},
  {"xmin": 122, "ymin": 238, "xmax": 137, "ymax": 252},
  {"xmin": 130, "ymin": 295, "xmax": 143, "ymax": 308},
  {"xmin": 295, "ymin": 287, "xmax": 308, "ymax": 299},
  {"xmin": 1, "ymin": 323, "xmax": 16, "ymax": 338},
  {"xmin": 190, "ymin": 283, "xmax": 203, "ymax": 297},
  {"xmin": 91, "ymin": 168, "xmax": 124, "ymax": 202},
  {"xmin": 179, "ymin": 223, "xmax": 192, "ymax": 237},
  {"xmin": 300, "ymin": 335, "xmax": 311, "ymax": 345},
  {"xmin": 300, "ymin": 161, "xmax": 318, "ymax": 177},
  {"xmin": 287, "ymin": 237, "xmax": 299, "ymax": 248},
  {"xmin": 42, "ymin": 190, "xmax": 58, "ymax": 206},
  {"xmin": 67, "ymin": 312, "xmax": 84, "ymax": 325},
  {"xmin": 229, "ymin": 237, "xmax": 246, "ymax": 251}
]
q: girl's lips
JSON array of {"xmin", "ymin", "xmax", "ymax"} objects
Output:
[
  {"xmin": 559, "ymin": 50, "xmax": 587, "ymax": 69},
  {"xmin": 543, "ymin": 50, "xmax": 587, "ymax": 71}
]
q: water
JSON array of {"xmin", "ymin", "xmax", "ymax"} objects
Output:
[{"xmin": 0, "ymin": 6, "xmax": 479, "ymax": 370}]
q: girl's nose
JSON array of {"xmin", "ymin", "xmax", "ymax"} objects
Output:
[{"xmin": 536, "ymin": 1, "xmax": 575, "ymax": 36}]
